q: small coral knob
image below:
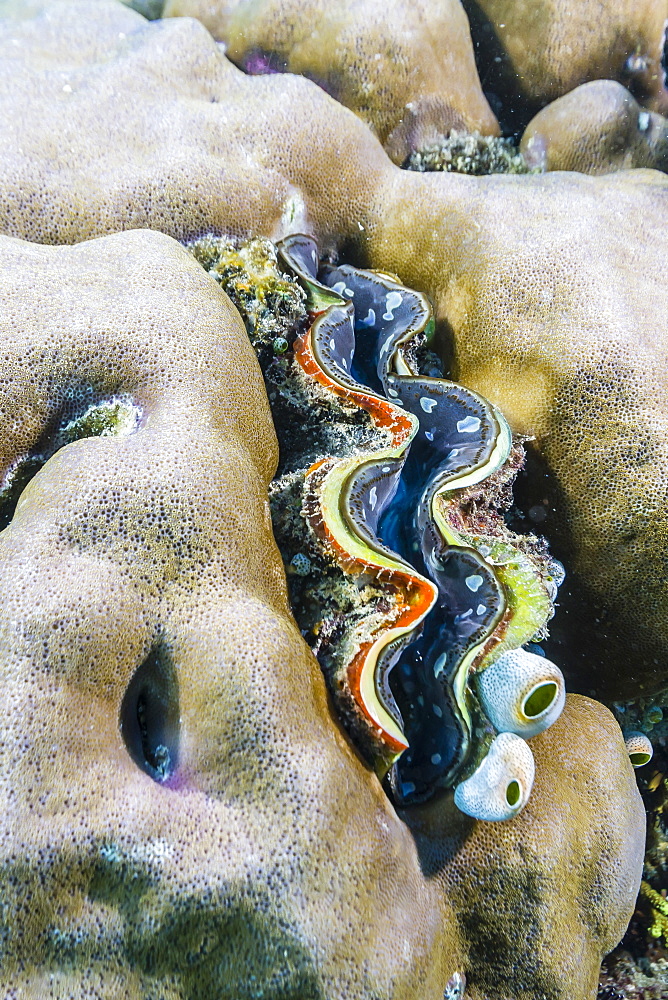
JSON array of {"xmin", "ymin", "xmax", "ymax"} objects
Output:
[
  {"xmin": 475, "ymin": 648, "xmax": 566, "ymax": 739},
  {"xmin": 453, "ymin": 732, "xmax": 535, "ymax": 821},
  {"xmin": 624, "ymin": 730, "xmax": 653, "ymax": 767}
]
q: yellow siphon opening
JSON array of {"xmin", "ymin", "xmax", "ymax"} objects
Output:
[
  {"xmin": 630, "ymin": 752, "xmax": 652, "ymax": 767},
  {"xmin": 506, "ymin": 780, "xmax": 521, "ymax": 806},
  {"xmin": 523, "ymin": 681, "xmax": 557, "ymax": 718}
]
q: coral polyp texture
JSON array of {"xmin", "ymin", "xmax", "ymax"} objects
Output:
[
  {"xmin": 0, "ymin": 1, "xmax": 666, "ymax": 693},
  {"xmin": 521, "ymin": 80, "xmax": 668, "ymax": 174},
  {"xmin": 162, "ymin": 0, "xmax": 499, "ymax": 162},
  {"xmin": 0, "ymin": 229, "xmax": 466, "ymax": 999}
]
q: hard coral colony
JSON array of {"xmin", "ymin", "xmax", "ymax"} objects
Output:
[{"xmin": 0, "ymin": 0, "xmax": 665, "ymax": 999}]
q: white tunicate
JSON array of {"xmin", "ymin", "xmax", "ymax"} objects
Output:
[
  {"xmin": 475, "ymin": 647, "xmax": 566, "ymax": 738},
  {"xmin": 454, "ymin": 732, "xmax": 535, "ymax": 821},
  {"xmin": 624, "ymin": 730, "xmax": 653, "ymax": 767}
]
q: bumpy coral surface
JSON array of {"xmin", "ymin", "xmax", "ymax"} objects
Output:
[
  {"xmin": 414, "ymin": 696, "xmax": 645, "ymax": 1000},
  {"xmin": 462, "ymin": 0, "xmax": 668, "ymax": 118},
  {"xmin": 521, "ymin": 80, "xmax": 668, "ymax": 174},
  {"xmin": 1, "ymin": 0, "xmax": 668, "ymax": 700},
  {"xmin": 0, "ymin": 3, "xmax": 660, "ymax": 994},
  {"xmin": 162, "ymin": 0, "xmax": 499, "ymax": 162},
  {"xmin": 0, "ymin": 228, "xmax": 469, "ymax": 998}
]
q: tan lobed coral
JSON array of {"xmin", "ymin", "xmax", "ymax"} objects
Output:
[
  {"xmin": 0, "ymin": 227, "xmax": 467, "ymax": 999},
  {"xmin": 2, "ymin": 2, "xmax": 668, "ymax": 699},
  {"xmin": 412, "ymin": 695, "xmax": 646, "ymax": 1000},
  {"xmin": 0, "ymin": 225, "xmax": 643, "ymax": 1000},
  {"xmin": 462, "ymin": 0, "xmax": 668, "ymax": 115},
  {"xmin": 0, "ymin": 225, "xmax": 642, "ymax": 1000},
  {"xmin": 520, "ymin": 80, "xmax": 668, "ymax": 174},
  {"xmin": 161, "ymin": 0, "xmax": 500, "ymax": 162},
  {"xmin": 0, "ymin": 4, "xmax": 653, "ymax": 995}
]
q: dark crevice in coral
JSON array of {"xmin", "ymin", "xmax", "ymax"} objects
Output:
[
  {"xmin": 119, "ymin": 644, "xmax": 179, "ymax": 783},
  {"xmin": 460, "ymin": 0, "xmax": 542, "ymax": 140},
  {"xmin": 122, "ymin": 0, "xmax": 165, "ymax": 18}
]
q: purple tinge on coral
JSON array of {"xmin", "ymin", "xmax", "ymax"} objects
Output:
[{"xmin": 240, "ymin": 49, "xmax": 286, "ymax": 75}]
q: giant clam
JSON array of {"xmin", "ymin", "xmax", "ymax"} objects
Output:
[{"xmin": 277, "ymin": 235, "xmax": 566, "ymax": 819}]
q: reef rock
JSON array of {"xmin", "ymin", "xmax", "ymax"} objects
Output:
[
  {"xmin": 462, "ymin": 0, "xmax": 668, "ymax": 120},
  {"xmin": 414, "ymin": 695, "xmax": 646, "ymax": 1000},
  {"xmin": 2, "ymin": 1, "xmax": 668, "ymax": 699},
  {"xmin": 521, "ymin": 80, "xmax": 668, "ymax": 174},
  {"xmin": 0, "ymin": 228, "xmax": 466, "ymax": 998},
  {"xmin": 0, "ymin": 231, "xmax": 645, "ymax": 1000},
  {"xmin": 162, "ymin": 0, "xmax": 499, "ymax": 161}
]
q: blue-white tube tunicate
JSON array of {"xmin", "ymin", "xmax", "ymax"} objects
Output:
[
  {"xmin": 453, "ymin": 731, "xmax": 535, "ymax": 821},
  {"xmin": 475, "ymin": 647, "xmax": 566, "ymax": 739}
]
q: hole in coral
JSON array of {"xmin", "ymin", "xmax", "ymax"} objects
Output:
[
  {"xmin": 0, "ymin": 395, "xmax": 140, "ymax": 531},
  {"xmin": 119, "ymin": 644, "xmax": 180, "ymax": 783},
  {"xmin": 505, "ymin": 779, "xmax": 520, "ymax": 806},
  {"xmin": 523, "ymin": 681, "xmax": 558, "ymax": 718}
]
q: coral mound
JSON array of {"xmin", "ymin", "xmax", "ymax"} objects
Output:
[
  {"xmin": 521, "ymin": 80, "xmax": 668, "ymax": 174},
  {"xmin": 463, "ymin": 0, "xmax": 668, "ymax": 120},
  {"xmin": 0, "ymin": 228, "xmax": 462, "ymax": 999},
  {"xmin": 415, "ymin": 696, "xmax": 646, "ymax": 1000},
  {"xmin": 162, "ymin": 0, "xmax": 499, "ymax": 162}
]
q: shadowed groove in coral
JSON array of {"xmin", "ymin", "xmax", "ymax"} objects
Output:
[{"xmin": 119, "ymin": 644, "xmax": 180, "ymax": 783}]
